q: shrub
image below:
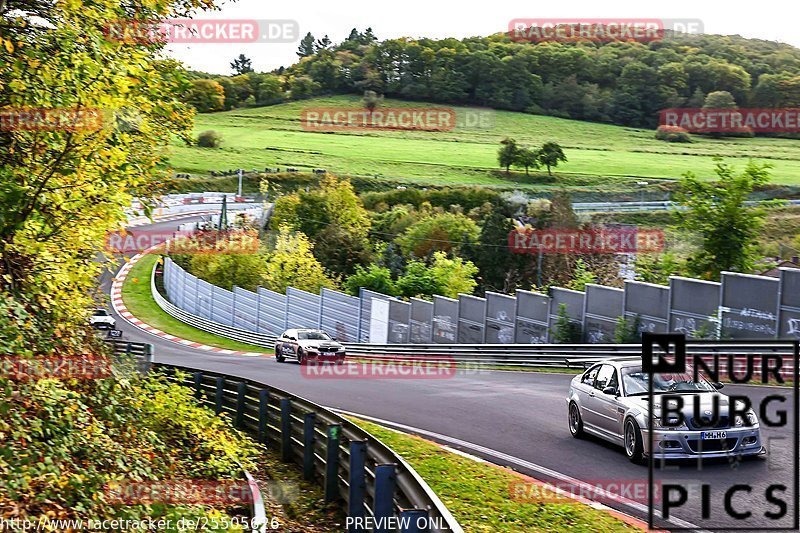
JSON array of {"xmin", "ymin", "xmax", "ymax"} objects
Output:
[
  {"xmin": 655, "ymin": 125, "xmax": 692, "ymax": 143},
  {"xmin": 550, "ymin": 303, "xmax": 582, "ymax": 343},
  {"xmin": 197, "ymin": 130, "xmax": 223, "ymax": 148}
]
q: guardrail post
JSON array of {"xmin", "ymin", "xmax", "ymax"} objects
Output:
[
  {"xmin": 258, "ymin": 389, "xmax": 270, "ymax": 445},
  {"xmin": 324, "ymin": 424, "xmax": 341, "ymax": 503},
  {"xmin": 347, "ymin": 440, "xmax": 367, "ymax": 533},
  {"xmin": 280, "ymin": 398, "xmax": 292, "ymax": 462},
  {"xmin": 303, "ymin": 413, "xmax": 316, "ymax": 481},
  {"xmin": 214, "ymin": 376, "xmax": 225, "ymax": 415},
  {"xmin": 193, "ymin": 372, "xmax": 203, "ymax": 400},
  {"xmin": 143, "ymin": 343, "xmax": 154, "ymax": 373},
  {"xmin": 235, "ymin": 381, "xmax": 247, "ymax": 428},
  {"xmin": 374, "ymin": 463, "xmax": 397, "ymax": 533},
  {"xmin": 399, "ymin": 509, "xmax": 429, "ymax": 533}
]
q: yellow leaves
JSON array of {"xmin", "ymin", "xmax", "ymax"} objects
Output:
[
  {"xmin": 3, "ymin": 39, "xmax": 13, "ymax": 53},
  {"xmin": 27, "ymin": 59, "xmax": 41, "ymax": 69}
]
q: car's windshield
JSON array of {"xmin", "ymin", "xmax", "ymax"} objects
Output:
[
  {"xmin": 93, "ymin": 309, "xmax": 109, "ymax": 316},
  {"xmin": 298, "ymin": 331, "xmax": 331, "ymax": 340},
  {"xmin": 622, "ymin": 366, "xmax": 716, "ymax": 396}
]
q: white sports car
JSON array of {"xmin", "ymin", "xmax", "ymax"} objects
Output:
[{"xmin": 275, "ymin": 329, "xmax": 346, "ymax": 365}]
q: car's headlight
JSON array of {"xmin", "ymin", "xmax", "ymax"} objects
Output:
[
  {"xmin": 652, "ymin": 416, "xmax": 687, "ymax": 430},
  {"xmin": 735, "ymin": 411, "xmax": 758, "ymax": 427}
]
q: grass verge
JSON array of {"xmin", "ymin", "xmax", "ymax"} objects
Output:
[
  {"xmin": 349, "ymin": 418, "xmax": 638, "ymax": 532},
  {"xmin": 120, "ymin": 254, "xmax": 272, "ymax": 353}
]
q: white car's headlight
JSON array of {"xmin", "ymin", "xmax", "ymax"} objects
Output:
[{"xmin": 735, "ymin": 411, "xmax": 758, "ymax": 427}]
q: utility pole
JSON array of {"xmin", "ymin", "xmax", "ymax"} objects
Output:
[
  {"xmin": 219, "ymin": 195, "xmax": 228, "ymax": 233},
  {"xmin": 237, "ymin": 168, "xmax": 243, "ymax": 199}
]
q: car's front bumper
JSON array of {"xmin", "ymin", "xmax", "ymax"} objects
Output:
[
  {"xmin": 92, "ymin": 322, "xmax": 116, "ymax": 330},
  {"xmin": 645, "ymin": 426, "xmax": 763, "ymax": 459},
  {"xmin": 306, "ymin": 352, "xmax": 346, "ymax": 363}
]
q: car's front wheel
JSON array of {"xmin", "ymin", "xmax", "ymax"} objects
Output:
[
  {"xmin": 297, "ymin": 349, "xmax": 307, "ymax": 365},
  {"xmin": 624, "ymin": 418, "xmax": 645, "ymax": 464},
  {"xmin": 275, "ymin": 345, "xmax": 285, "ymax": 362},
  {"xmin": 568, "ymin": 402, "xmax": 585, "ymax": 438}
]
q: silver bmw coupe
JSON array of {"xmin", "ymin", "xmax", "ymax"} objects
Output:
[{"xmin": 566, "ymin": 358, "xmax": 764, "ymax": 463}]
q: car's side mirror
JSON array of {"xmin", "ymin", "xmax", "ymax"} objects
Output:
[
  {"xmin": 602, "ymin": 386, "xmax": 618, "ymax": 396},
  {"xmin": 330, "ymin": 336, "xmax": 337, "ymax": 341},
  {"xmin": 713, "ymin": 382, "xmax": 725, "ymax": 390},
  {"xmin": 289, "ymin": 336, "xmax": 296, "ymax": 341}
]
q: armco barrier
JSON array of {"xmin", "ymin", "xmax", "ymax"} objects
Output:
[{"xmin": 156, "ymin": 363, "xmax": 463, "ymax": 533}]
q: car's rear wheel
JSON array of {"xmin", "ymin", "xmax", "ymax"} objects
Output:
[
  {"xmin": 568, "ymin": 402, "xmax": 585, "ymax": 438},
  {"xmin": 624, "ymin": 418, "xmax": 645, "ymax": 464}
]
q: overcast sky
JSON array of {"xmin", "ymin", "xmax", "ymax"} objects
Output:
[{"xmin": 166, "ymin": 0, "xmax": 800, "ymax": 75}]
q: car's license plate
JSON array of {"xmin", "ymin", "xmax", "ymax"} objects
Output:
[
  {"xmin": 701, "ymin": 431, "xmax": 727, "ymax": 440},
  {"xmin": 322, "ymin": 352, "xmax": 335, "ymax": 357}
]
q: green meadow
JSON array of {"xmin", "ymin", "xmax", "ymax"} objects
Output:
[{"xmin": 169, "ymin": 95, "xmax": 800, "ymax": 188}]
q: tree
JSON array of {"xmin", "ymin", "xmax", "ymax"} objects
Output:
[
  {"xmin": 297, "ymin": 32, "xmax": 316, "ymax": 57},
  {"xmin": 675, "ymin": 160, "xmax": 773, "ymax": 279},
  {"xmin": 497, "ymin": 138, "xmax": 519, "ymax": 174},
  {"xmin": 186, "ymin": 253, "xmax": 266, "ymax": 291},
  {"xmin": 0, "ymin": 0, "xmax": 201, "ymax": 328},
  {"xmin": 345, "ymin": 264, "xmax": 398, "ymax": 296},
  {"xmin": 515, "ymin": 147, "xmax": 539, "ymax": 175},
  {"xmin": 262, "ymin": 226, "xmax": 336, "ymax": 293},
  {"xmin": 395, "ymin": 212, "xmax": 480, "ymax": 258},
  {"xmin": 313, "ymin": 224, "xmax": 372, "ymax": 277},
  {"xmin": 703, "ymin": 90, "xmax": 737, "ymax": 109},
  {"xmin": 537, "ymin": 142, "xmax": 567, "ymax": 175},
  {"xmin": 428, "ymin": 251, "xmax": 478, "ymax": 298},
  {"xmin": 316, "ymin": 34, "xmax": 332, "ymax": 51},
  {"xmin": 469, "ymin": 210, "xmax": 518, "ymax": 292},
  {"xmin": 187, "ymin": 79, "xmax": 225, "ymax": 112},
  {"xmin": 346, "ymin": 28, "xmax": 360, "ymax": 41},
  {"xmin": 395, "ymin": 260, "xmax": 441, "ymax": 298},
  {"xmin": 230, "ymin": 54, "xmax": 253, "ymax": 75},
  {"xmin": 566, "ymin": 258, "xmax": 597, "ymax": 291},
  {"xmin": 363, "ymin": 90, "xmax": 382, "ymax": 113},
  {"xmin": 395, "ymin": 252, "xmax": 478, "ymax": 299},
  {"xmin": 197, "ymin": 130, "xmax": 223, "ymax": 148}
]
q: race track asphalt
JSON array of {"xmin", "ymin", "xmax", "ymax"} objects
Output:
[{"xmin": 101, "ymin": 215, "xmax": 799, "ymax": 532}]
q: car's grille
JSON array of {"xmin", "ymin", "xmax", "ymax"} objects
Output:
[
  {"xmin": 687, "ymin": 438, "xmax": 738, "ymax": 453},
  {"xmin": 687, "ymin": 416, "xmax": 729, "ymax": 430}
]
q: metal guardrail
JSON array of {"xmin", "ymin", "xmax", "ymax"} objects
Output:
[
  {"xmin": 147, "ymin": 257, "xmax": 798, "ymax": 371},
  {"xmin": 155, "ymin": 363, "xmax": 463, "ymax": 533}
]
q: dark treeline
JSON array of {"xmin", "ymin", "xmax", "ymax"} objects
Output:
[{"xmin": 188, "ymin": 28, "xmax": 800, "ymax": 129}]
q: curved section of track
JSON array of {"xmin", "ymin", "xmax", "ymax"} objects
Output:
[{"xmin": 102, "ymin": 215, "xmax": 795, "ymax": 531}]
